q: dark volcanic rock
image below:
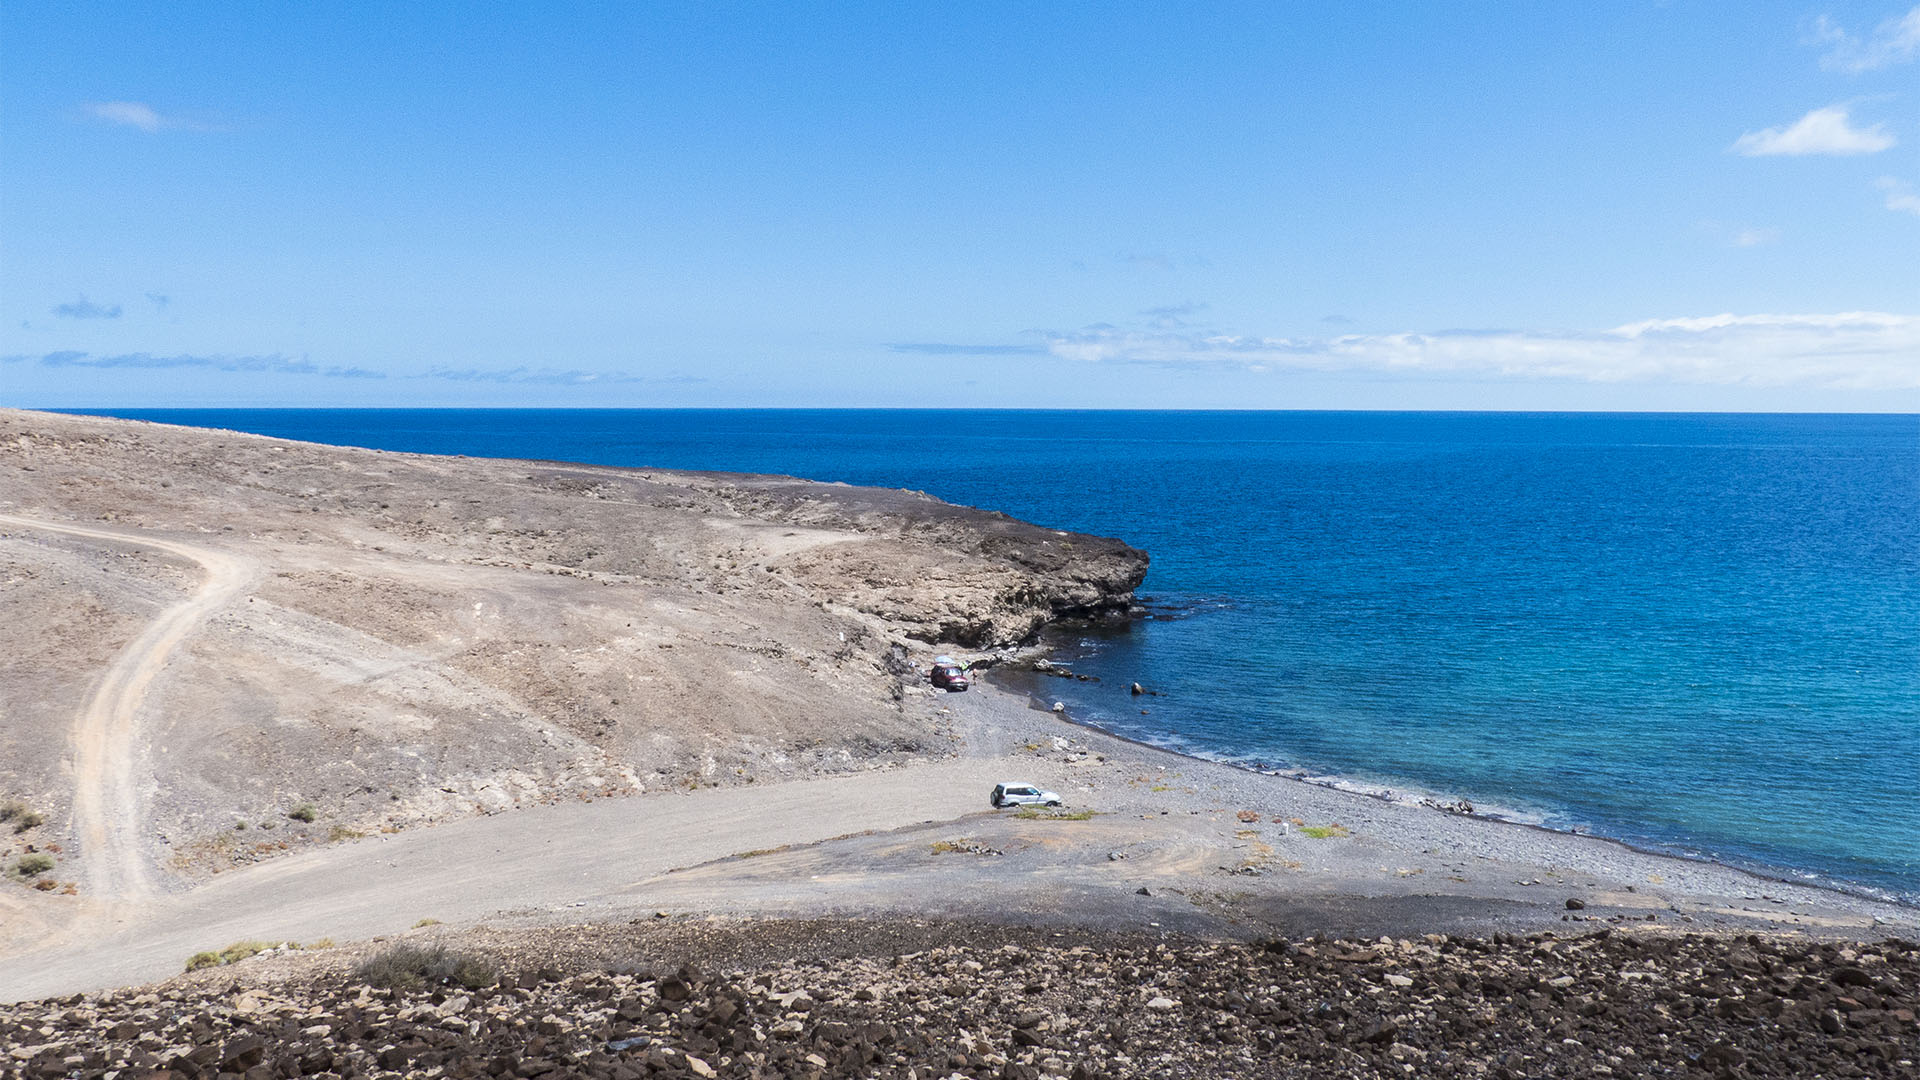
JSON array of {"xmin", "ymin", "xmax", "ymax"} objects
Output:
[{"xmin": 2, "ymin": 929, "xmax": 1915, "ymax": 1079}]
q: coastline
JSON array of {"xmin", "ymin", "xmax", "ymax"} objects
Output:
[
  {"xmin": 998, "ymin": 636, "xmax": 1920, "ymax": 914},
  {"xmin": 947, "ymin": 669, "xmax": 1918, "ymax": 938},
  {"xmin": 1049, "ymin": 697, "xmax": 1918, "ymax": 910},
  {"xmin": 1, "ymin": 408, "xmax": 1913, "ymax": 1010},
  {"xmin": 9, "ymin": 669, "xmax": 1914, "ymax": 1003}
]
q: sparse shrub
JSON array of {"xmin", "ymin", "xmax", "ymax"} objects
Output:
[
  {"xmin": 182, "ymin": 940, "xmax": 281, "ymax": 972},
  {"xmin": 356, "ymin": 943, "xmax": 496, "ymax": 991},
  {"xmin": 1298, "ymin": 823, "xmax": 1350, "ymax": 839},
  {"xmin": 13, "ymin": 853, "xmax": 54, "ymax": 877},
  {"xmin": 3, "ymin": 801, "xmax": 45, "ymax": 834},
  {"xmin": 288, "ymin": 803, "xmax": 318, "ymax": 823},
  {"xmin": 413, "ymin": 917, "xmax": 441, "ymax": 928},
  {"xmin": 327, "ymin": 825, "xmax": 366, "ymax": 842}
]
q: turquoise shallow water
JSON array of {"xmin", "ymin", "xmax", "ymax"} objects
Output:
[{"xmin": 81, "ymin": 409, "xmax": 1920, "ymax": 903}]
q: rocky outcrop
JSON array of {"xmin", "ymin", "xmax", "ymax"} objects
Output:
[{"xmin": 0, "ymin": 409, "xmax": 1147, "ymax": 651}]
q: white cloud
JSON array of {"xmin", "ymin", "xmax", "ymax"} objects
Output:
[
  {"xmin": 1879, "ymin": 176, "xmax": 1920, "ymax": 216},
  {"xmin": 82, "ymin": 101, "xmax": 192, "ymax": 132},
  {"xmin": 1815, "ymin": 6, "xmax": 1920, "ymax": 72},
  {"xmin": 1042, "ymin": 312, "xmax": 1920, "ymax": 390},
  {"xmin": 1732, "ymin": 227, "xmax": 1781, "ymax": 247},
  {"xmin": 1733, "ymin": 106, "xmax": 1895, "ymax": 156}
]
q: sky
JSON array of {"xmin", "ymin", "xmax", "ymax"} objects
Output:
[{"xmin": 3, "ymin": 2, "xmax": 1918, "ymax": 410}]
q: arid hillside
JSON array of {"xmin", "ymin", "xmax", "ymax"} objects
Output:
[{"xmin": 0, "ymin": 409, "xmax": 1145, "ymax": 897}]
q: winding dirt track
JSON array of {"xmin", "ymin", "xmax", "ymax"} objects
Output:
[{"xmin": 0, "ymin": 515, "xmax": 253, "ymax": 903}]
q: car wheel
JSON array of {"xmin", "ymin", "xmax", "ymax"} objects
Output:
[{"xmin": 1046, "ymin": 801, "xmax": 1061, "ymax": 807}]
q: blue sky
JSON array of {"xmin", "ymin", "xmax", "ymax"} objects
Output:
[{"xmin": 4, "ymin": 2, "xmax": 1917, "ymax": 409}]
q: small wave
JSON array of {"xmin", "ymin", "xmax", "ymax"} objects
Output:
[
  {"xmin": 1053, "ymin": 711, "xmax": 1551, "ymax": 826},
  {"xmin": 1130, "ymin": 594, "xmax": 1240, "ymax": 622},
  {"xmin": 1040, "ymin": 697, "xmax": 1920, "ymax": 909}
]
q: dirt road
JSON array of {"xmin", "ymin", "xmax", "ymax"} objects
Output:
[
  {"xmin": 0, "ymin": 754, "xmax": 1028, "ymax": 1002},
  {"xmin": 8, "ymin": 677, "xmax": 1913, "ymax": 1004},
  {"xmin": 0, "ymin": 515, "xmax": 254, "ymax": 903}
]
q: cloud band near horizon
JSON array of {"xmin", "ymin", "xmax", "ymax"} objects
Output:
[
  {"xmin": 1042, "ymin": 312, "xmax": 1920, "ymax": 390},
  {"xmin": 0, "ymin": 351, "xmax": 707, "ymax": 387}
]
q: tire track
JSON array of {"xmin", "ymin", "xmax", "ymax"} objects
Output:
[{"xmin": 0, "ymin": 515, "xmax": 253, "ymax": 902}]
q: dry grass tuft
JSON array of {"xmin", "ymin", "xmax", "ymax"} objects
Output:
[{"xmin": 356, "ymin": 943, "xmax": 497, "ymax": 991}]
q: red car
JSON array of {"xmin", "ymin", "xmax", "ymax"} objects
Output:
[{"xmin": 930, "ymin": 663, "xmax": 970, "ymax": 692}]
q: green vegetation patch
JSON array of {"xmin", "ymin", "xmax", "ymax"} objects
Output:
[
  {"xmin": 184, "ymin": 940, "xmax": 282, "ymax": 972},
  {"xmin": 1013, "ymin": 807, "xmax": 1097, "ymax": 821},
  {"xmin": 12, "ymin": 853, "xmax": 54, "ymax": 877},
  {"xmin": 287, "ymin": 803, "xmax": 319, "ymax": 823},
  {"xmin": 1298, "ymin": 823, "xmax": 1350, "ymax": 839}
]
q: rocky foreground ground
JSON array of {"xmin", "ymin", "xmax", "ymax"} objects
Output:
[{"xmin": 3, "ymin": 922, "xmax": 1914, "ymax": 1080}]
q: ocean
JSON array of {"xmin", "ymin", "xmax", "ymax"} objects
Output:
[{"xmin": 76, "ymin": 409, "xmax": 1920, "ymax": 904}]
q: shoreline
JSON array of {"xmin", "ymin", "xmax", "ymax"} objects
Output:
[
  {"xmin": 1057, "ymin": 701, "xmax": 1917, "ymax": 911},
  {"xmin": 996, "ymin": 639, "xmax": 1920, "ymax": 915},
  {"xmin": 3, "ymin": 666, "xmax": 1914, "ymax": 1003},
  {"xmin": 946, "ymin": 669, "xmax": 1918, "ymax": 938}
]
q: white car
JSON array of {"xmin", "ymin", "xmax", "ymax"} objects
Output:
[{"xmin": 991, "ymin": 782, "xmax": 1063, "ymax": 809}]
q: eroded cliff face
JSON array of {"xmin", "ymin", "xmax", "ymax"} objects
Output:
[
  {"xmin": 0, "ymin": 409, "xmax": 1145, "ymax": 886},
  {"xmin": 705, "ymin": 480, "xmax": 1148, "ymax": 647}
]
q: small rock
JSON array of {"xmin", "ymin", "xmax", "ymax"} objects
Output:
[
  {"xmin": 1130, "ymin": 683, "xmax": 1144, "ymax": 695},
  {"xmin": 1565, "ymin": 898, "xmax": 1586, "ymax": 910},
  {"xmin": 1145, "ymin": 996, "xmax": 1177, "ymax": 1010},
  {"xmin": 1383, "ymin": 974, "xmax": 1414, "ymax": 988},
  {"xmin": 685, "ymin": 1054, "xmax": 716, "ymax": 1077},
  {"xmin": 1360, "ymin": 1019, "xmax": 1399, "ymax": 1045},
  {"xmin": 1052, "ymin": 702, "xmax": 1065, "ymax": 713}
]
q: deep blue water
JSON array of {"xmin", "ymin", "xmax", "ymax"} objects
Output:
[{"xmin": 79, "ymin": 409, "xmax": 1920, "ymax": 903}]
